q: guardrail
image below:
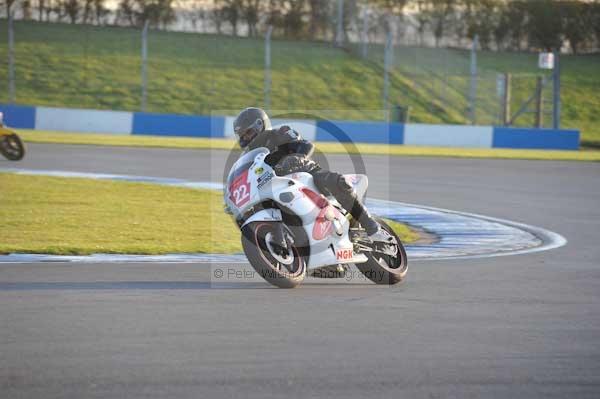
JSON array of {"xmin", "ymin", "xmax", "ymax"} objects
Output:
[{"xmin": 0, "ymin": 104, "xmax": 580, "ymax": 150}]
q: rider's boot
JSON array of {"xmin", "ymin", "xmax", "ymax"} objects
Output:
[
  {"xmin": 354, "ymin": 205, "xmax": 394, "ymax": 243},
  {"xmin": 341, "ymin": 191, "xmax": 393, "ymax": 243}
]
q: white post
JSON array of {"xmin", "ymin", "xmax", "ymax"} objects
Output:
[
  {"xmin": 141, "ymin": 20, "xmax": 149, "ymax": 112},
  {"xmin": 264, "ymin": 25, "xmax": 273, "ymax": 112},
  {"xmin": 552, "ymin": 49, "xmax": 561, "ymax": 129},
  {"xmin": 8, "ymin": 10, "xmax": 15, "ymax": 103}
]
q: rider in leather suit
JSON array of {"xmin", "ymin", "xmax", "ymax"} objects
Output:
[{"xmin": 233, "ymin": 107, "xmax": 390, "ymax": 241}]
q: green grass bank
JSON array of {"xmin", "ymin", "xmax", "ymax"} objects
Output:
[{"xmin": 0, "ymin": 21, "xmax": 598, "ymax": 144}]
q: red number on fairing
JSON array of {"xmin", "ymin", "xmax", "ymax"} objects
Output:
[{"xmin": 229, "ymin": 170, "xmax": 251, "ymax": 208}]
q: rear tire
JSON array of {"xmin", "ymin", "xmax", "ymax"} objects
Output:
[
  {"xmin": 241, "ymin": 222, "xmax": 307, "ymax": 288},
  {"xmin": 0, "ymin": 133, "xmax": 25, "ymax": 161},
  {"xmin": 355, "ymin": 218, "xmax": 408, "ymax": 285}
]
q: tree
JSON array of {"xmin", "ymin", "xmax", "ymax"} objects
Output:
[
  {"xmin": 526, "ymin": 0, "xmax": 563, "ymax": 51},
  {"xmin": 93, "ymin": 0, "xmax": 108, "ymax": 24},
  {"xmin": 423, "ymin": 0, "xmax": 455, "ymax": 48},
  {"xmin": 3, "ymin": 0, "xmax": 16, "ymax": 18},
  {"xmin": 282, "ymin": 0, "xmax": 305, "ymax": 39},
  {"xmin": 35, "ymin": 0, "xmax": 47, "ymax": 21},
  {"xmin": 43, "ymin": 0, "xmax": 54, "ymax": 21},
  {"xmin": 503, "ymin": 0, "xmax": 528, "ymax": 51},
  {"xmin": 372, "ymin": 0, "xmax": 408, "ymax": 15},
  {"xmin": 242, "ymin": 0, "xmax": 261, "ymax": 37},
  {"xmin": 593, "ymin": 2, "xmax": 600, "ymax": 48},
  {"xmin": 179, "ymin": 0, "xmax": 206, "ymax": 32},
  {"xmin": 370, "ymin": 0, "xmax": 410, "ymax": 38},
  {"xmin": 210, "ymin": 6, "xmax": 226, "ymax": 34},
  {"xmin": 492, "ymin": 0, "xmax": 511, "ymax": 51},
  {"xmin": 82, "ymin": 0, "xmax": 94, "ymax": 23},
  {"xmin": 63, "ymin": 0, "xmax": 80, "ymax": 23},
  {"xmin": 215, "ymin": 0, "xmax": 243, "ymax": 36},
  {"xmin": 561, "ymin": 1, "xmax": 593, "ymax": 54},
  {"xmin": 146, "ymin": 0, "xmax": 176, "ymax": 29},
  {"xmin": 116, "ymin": 0, "xmax": 175, "ymax": 29},
  {"xmin": 116, "ymin": 0, "xmax": 137, "ymax": 26},
  {"xmin": 308, "ymin": 0, "xmax": 330, "ymax": 40},
  {"xmin": 22, "ymin": 0, "xmax": 33, "ymax": 19},
  {"xmin": 413, "ymin": 0, "xmax": 429, "ymax": 46},
  {"xmin": 266, "ymin": 0, "xmax": 308, "ymax": 39}
]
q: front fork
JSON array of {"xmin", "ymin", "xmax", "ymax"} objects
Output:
[{"xmin": 268, "ymin": 222, "xmax": 289, "ymax": 256}]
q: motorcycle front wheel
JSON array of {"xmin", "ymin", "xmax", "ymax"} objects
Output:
[
  {"xmin": 241, "ymin": 222, "xmax": 307, "ymax": 288},
  {"xmin": 0, "ymin": 133, "xmax": 25, "ymax": 161},
  {"xmin": 355, "ymin": 218, "xmax": 408, "ymax": 285}
]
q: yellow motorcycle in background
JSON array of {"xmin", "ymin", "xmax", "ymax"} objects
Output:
[{"xmin": 0, "ymin": 112, "xmax": 25, "ymax": 161}]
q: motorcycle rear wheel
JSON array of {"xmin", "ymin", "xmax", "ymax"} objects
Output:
[
  {"xmin": 355, "ymin": 218, "xmax": 408, "ymax": 285},
  {"xmin": 0, "ymin": 133, "xmax": 25, "ymax": 161},
  {"xmin": 241, "ymin": 222, "xmax": 307, "ymax": 288}
]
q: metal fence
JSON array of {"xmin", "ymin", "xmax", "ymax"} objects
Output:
[
  {"xmin": 349, "ymin": 23, "xmax": 561, "ymax": 128},
  {"xmin": 1, "ymin": 13, "xmax": 560, "ymax": 128}
]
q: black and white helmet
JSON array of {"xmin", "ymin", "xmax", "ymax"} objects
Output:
[{"xmin": 233, "ymin": 107, "xmax": 272, "ymax": 148}]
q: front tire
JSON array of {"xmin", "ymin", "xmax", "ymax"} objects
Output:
[
  {"xmin": 355, "ymin": 218, "xmax": 408, "ymax": 285},
  {"xmin": 0, "ymin": 133, "xmax": 25, "ymax": 161},
  {"xmin": 241, "ymin": 222, "xmax": 307, "ymax": 288}
]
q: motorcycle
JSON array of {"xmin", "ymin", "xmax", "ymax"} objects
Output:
[
  {"xmin": 0, "ymin": 113, "xmax": 25, "ymax": 161},
  {"xmin": 224, "ymin": 147, "xmax": 408, "ymax": 288}
]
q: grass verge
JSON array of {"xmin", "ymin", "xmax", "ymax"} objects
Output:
[
  {"xmin": 0, "ymin": 173, "xmax": 419, "ymax": 255},
  {"xmin": 382, "ymin": 219, "xmax": 420, "ymax": 244},
  {"xmin": 18, "ymin": 129, "xmax": 600, "ymax": 162}
]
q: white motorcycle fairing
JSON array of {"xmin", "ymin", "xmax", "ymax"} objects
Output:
[
  {"xmin": 241, "ymin": 208, "xmax": 282, "ymax": 228},
  {"xmin": 225, "ymin": 147, "xmax": 369, "ymax": 270}
]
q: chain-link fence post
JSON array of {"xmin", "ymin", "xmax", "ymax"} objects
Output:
[
  {"xmin": 264, "ymin": 25, "xmax": 273, "ymax": 112},
  {"xmin": 440, "ymin": 50, "xmax": 448, "ymax": 108},
  {"xmin": 383, "ymin": 29, "xmax": 393, "ymax": 122},
  {"xmin": 501, "ymin": 73, "xmax": 511, "ymax": 126},
  {"xmin": 468, "ymin": 35, "xmax": 479, "ymax": 125},
  {"xmin": 535, "ymin": 75, "xmax": 543, "ymax": 128},
  {"xmin": 552, "ymin": 49, "xmax": 561, "ymax": 129},
  {"xmin": 141, "ymin": 20, "xmax": 149, "ymax": 112},
  {"xmin": 7, "ymin": 10, "xmax": 15, "ymax": 103}
]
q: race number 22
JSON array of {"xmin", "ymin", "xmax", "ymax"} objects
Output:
[{"xmin": 229, "ymin": 170, "xmax": 251, "ymax": 208}]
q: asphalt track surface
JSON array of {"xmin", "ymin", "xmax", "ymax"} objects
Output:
[{"xmin": 1, "ymin": 143, "xmax": 600, "ymax": 398}]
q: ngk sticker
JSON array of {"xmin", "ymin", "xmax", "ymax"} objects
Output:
[{"xmin": 336, "ymin": 248, "xmax": 353, "ymax": 261}]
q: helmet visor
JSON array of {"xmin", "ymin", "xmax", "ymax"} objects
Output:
[{"xmin": 236, "ymin": 118, "xmax": 264, "ymax": 147}]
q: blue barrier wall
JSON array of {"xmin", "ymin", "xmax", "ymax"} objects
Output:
[
  {"xmin": 316, "ymin": 120, "xmax": 404, "ymax": 144},
  {"xmin": 1, "ymin": 104, "xmax": 582, "ymax": 150},
  {"xmin": 0, "ymin": 104, "xmax": 36, "ymax": 129},
  {"xmin": 132, "ymin": 113, "xmax": 224, "ymax": 138},
  {"xmin": 492, "ymin": 127, "xmax": 580, "ymax": 150}
]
